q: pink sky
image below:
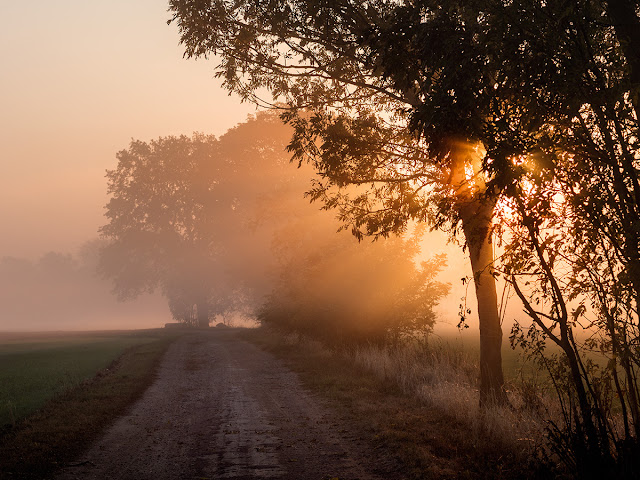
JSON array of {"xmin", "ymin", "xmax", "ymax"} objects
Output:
[{"xmin": 0, "ymin": 1, "xmax": 254, "ymax": 259}]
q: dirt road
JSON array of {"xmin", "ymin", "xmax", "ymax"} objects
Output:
[{"xmin": 56, "ymin": 330, "xmax": 393, "ymax": 480}]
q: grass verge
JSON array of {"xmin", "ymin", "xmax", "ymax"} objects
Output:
[
  {"xmin": 242, "ymin": 327, "xmax": 553, "ymax": 480},
  {"xmin": 0, "ymin": 331, "xmax": 162, "ymax": 426},
  {"xmin": 0, "ymin": 331, "xmax": 178, "ymax": 480}
]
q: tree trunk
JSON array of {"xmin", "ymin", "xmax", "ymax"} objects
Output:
[
  {"xmin": 460, "ymin": 197, "xmax": 507, "ymax": 405},
  {"xmin": 448, "ymin": 140, "xmax": 506, "ymax": 405},
  {"xmin": 196, "ymin": 301, "xmax": 209, "ymax": 328}
]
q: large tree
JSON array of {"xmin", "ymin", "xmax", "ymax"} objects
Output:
[
  {"xmin": 168, "ymin": 0, "xmax": 523, "ymax": 403},
  {"xmin": 99, "ymin": 112, "xmax": 299, "ymax": 327},
  {"xmin": 100, "ymin": 133, "xmax": 221, "ymax": 327},
  {"xmin": 168, "ymin": 0, "xmax": 640, "ymax": 406}
]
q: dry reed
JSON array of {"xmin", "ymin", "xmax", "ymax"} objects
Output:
[{"xmin": 349, "ymin": 338, "xmax": 550, "ymax": 461}]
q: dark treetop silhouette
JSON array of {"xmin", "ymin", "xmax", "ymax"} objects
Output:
[{"xmin": 168, "ymin": 0, "xmax": 640, "ymax": 412}]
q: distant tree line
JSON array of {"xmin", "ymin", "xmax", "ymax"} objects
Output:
[{"xmin": 0, "ymin": 245, "xmax": 165, "ymax": 330}]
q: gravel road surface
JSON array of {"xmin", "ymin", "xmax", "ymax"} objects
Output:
[{"xmin": 56, "ymin": 330, "xmax": 391, "ymax": 480}]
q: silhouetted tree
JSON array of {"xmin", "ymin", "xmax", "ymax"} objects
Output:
[
  {"xmin": 168, "ymin": 0, "xmax": 516, "ymax": 402},
  {"xmin": 479, "ymin": 2, "xmax": 640, "ymax": 476},
  {"xmin": 99, "ymin": 112, "xmax": 315, "ymax": 327}
]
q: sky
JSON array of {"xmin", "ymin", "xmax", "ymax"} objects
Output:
[
  {"xmin": 0, "ymin": 1, "xmax": 522, "ymax": 334},
  {"xmin": 0, "ymin": 0, "xmax": 255, "ymax": 259}
]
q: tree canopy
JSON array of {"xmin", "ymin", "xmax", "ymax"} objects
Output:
[
  {"xmin": 99, "ymin": 112, "xmax": 298, "ymax": 326},
  {"xmin": 168, "ymin": 0, "xmax": 519, "ymax": 402},
  {"xmin": 100, "ymin": 111, "xmax": 449, "ymax": 340},
  {"xmin": 169, "ymin": 0, "xmax": 640, "ymax": 468}
]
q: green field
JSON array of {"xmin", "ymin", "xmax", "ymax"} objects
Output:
[{"xmin": 0, "ymin": 330, "xmax": 160, "ymax": 427}]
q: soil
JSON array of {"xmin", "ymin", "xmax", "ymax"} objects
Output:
[{"xmin": 55, "ymin": 329, "xmax": 398, "ymax": 480}]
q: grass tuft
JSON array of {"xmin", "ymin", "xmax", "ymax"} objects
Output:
[{"xmin": 352, "ymin": 341, "xmax": 548, "ymax": 460}]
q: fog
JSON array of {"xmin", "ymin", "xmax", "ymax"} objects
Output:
[
  {"xmin": 0, "ymin": 108, "xmax": 528, "ymax": 334},
  {"xmin": 0, "ymin": 109, "xmax": 491, "ymax": 335},
  {"xmin": 0, "ymin": 2, "xmax": 533, "ymax": 336},
  {"xmin": 0, "ymin": 246, "xmax": 168, "ymax": 332}
]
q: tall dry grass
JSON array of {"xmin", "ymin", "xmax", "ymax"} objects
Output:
[
  {"xmin": 351, "ymin": 338, "xmax": 552, "ymax": 458},
  {"xmin": 275, "ymin": 330, "xmax": 558, "ymax": 464}
]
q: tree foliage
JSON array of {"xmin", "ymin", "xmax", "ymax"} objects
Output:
[
  {"xmin": 169, "ymin": 0, "xmax": 640, "ymax": 470},
  {"xmin": 490, "ymin": 2, "xmax": 640, "ymax": 476},
  {"xmin": 99, "ymin": 112, "xmax": 298, "ymax": 326},
  {"xmin": 261, "ymin": 217, "xmax": 450, "ymax": 345}
]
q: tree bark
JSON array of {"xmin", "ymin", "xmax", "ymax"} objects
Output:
[
  {"xmin": 196, "ymin": 300, "xmax": 209, "ymax": 328},
  {"xmin": 460, "ymin": 197, "xmax": 507, "ymax": 405},
  {"xmin": 448, "ymin": 140, "xmax": 506, "ymax": 405}
]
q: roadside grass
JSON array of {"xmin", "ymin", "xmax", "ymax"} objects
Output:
[
  {"xmin": 0, "ymin": 330, "xmax": 178, "ymax": 480},
  {"xmin": 243, "ymin": 327, "xmax": 554, "ymax": 480},
  {"xmin": 0, "ymin": 331, "xmax": 163, "ymax": 427},
  {"xmin": 425, "ymin": 330, "xmax": 545, "ymax": 383}
]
